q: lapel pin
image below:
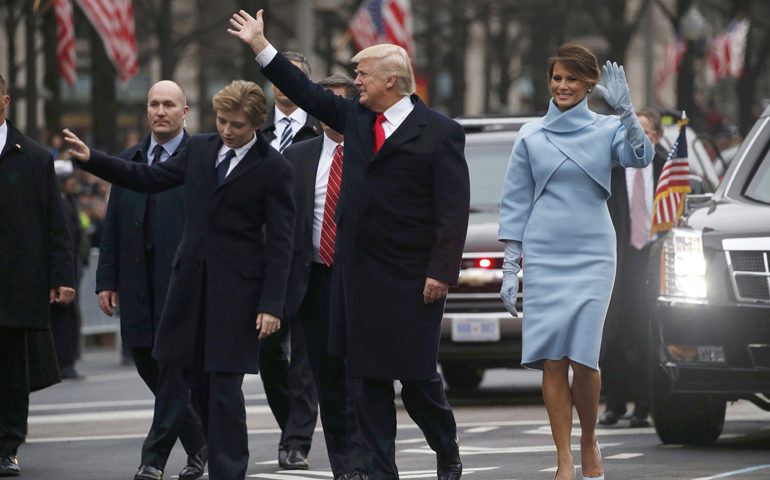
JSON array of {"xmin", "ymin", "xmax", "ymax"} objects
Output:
[{"xmin": 15, "ymin": 144, "xmax": 20, "ymax": 149}]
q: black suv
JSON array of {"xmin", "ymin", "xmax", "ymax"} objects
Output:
[{"xmin": 647, "ymin": 105, "xmax": 770, "ymax": 445}]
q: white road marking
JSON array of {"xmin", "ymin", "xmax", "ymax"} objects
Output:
[
  {"xmin": 464, "ymin": 426, "xmax": 500, "ymax": 433},
  {"xmin": 660, "ymin": 444, "xmax": 686, "ymax": 448},
  {"xmin": 255, "ymin": 460, "xmax": 279, "ymax": 465},
  {"xmin": 28, "ymin": 405, "xmax": 272, "ymax": 424},
  {"xmin": 524, "ymin": 426, "xmax": 656, "ymax": 436},
  {"xmin": 395, "ymin": 438, "xmax": 427, "ymax": 444},
  {"xmin": 691, "ymin": 464, "xmax": 770, "ymax": 479},
  {"xmin": 28, "ymin": 427, "xmax": 282, "ymax": 443},
  {"xmin": 605, "ymin": 453, "xmax": 643, "ymax": 460},
  {"xmin": 279, "ymin": 471, "xmax": 334, "ymax": 477},
  {"xmin": 29, "ymin": 394, "xmax": 267, "ymax": 412},
  {"xmin": 401, "ymin": 443, "xmax": 622, "ymax": 456},
  {"xmin": 717, "ymin": 434, "xmax": 746, "ymax": 439},
  {"xmin": 540, "ymin": 466, "xmax": 581, "ymax": 473}
]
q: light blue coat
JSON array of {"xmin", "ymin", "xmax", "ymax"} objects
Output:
[{"xmin": 498, "ymin": 96, "xmax": 654, "ymax": 370}]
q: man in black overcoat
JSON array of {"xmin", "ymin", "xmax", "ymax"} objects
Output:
[
  {"xmin": 64, "ymin": 80, "xmax": 295, "ymax": 480},
  {"xmin": 259, "ymin": 51, "xmax": 320, "ymax": 470},
  {"xmin": 0, "ymin": 74, "xmax": 76, "ymax": 476},
  {"xmin": 231, "ymin": 11, "xmax": 470, "ymax": 480},
  {"xmin": 282, "ymin": 74, "xmax": 365, "ymax": 480},
  {"xmin": 601, "ymin": 109, "xmax": 668, "ymax": 428},
  {"xmin": 95, "ymin": 81, "xmax": 207, "ymax": 480}
]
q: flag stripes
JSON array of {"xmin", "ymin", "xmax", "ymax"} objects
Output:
[
  {"xmin": 54, "ymin": 0, "xmax": 77, "ymax": 86},
  {"xmin": 75, "ymin": 0, "xmax": 138, "ymax": 82},
  {"xmin": 651, "ymin": 119, "xmax": 691, "ymax": 235},
  {"xmin": 349, "ymin": 0, "xmax": 415, "ymax": 59}
]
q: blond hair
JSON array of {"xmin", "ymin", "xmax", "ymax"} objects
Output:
[
  {"xmin": 212, "ymin": 80, "xmax": 267, "ymax": 126},
  {"xmin": 351, "ymin": 44, "xmax": 415, "ymax": 96}
]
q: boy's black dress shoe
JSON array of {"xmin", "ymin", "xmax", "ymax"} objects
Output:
[
  {"xmin": 0, "ymin": 453, "xmax": 20, "ymax": 477},
  {"xmin": 279, "ymin": 449, "xmax": 308, "ymax": 470},
  {"xmin": 179, "ymin": 446, "xmax": 207, "ymax": 479},
  {"xmin": 134, "ymin": 465, "xmax": 163, "ymax": 480}
]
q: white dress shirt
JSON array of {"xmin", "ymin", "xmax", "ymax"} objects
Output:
[
  {"xmin": 216, "ymin": 133, "xmax": 258, "ymax": 178},
  {"xmin": 312, "ymin": 134, "xmax": 344, "ymax": 263},
  {"xmin": 256, "ymin": 44, "xmax": 415, "ymax": 138},
  {"xmin": 0, "ymin": 120, "xmax": 8, "ymax": 153},
  {"xmin": 625, "ymin": 162, "xmax": 655, "ymax": 244},
  {"xmin": 148, "ymin": 130, "xmax": 185, "ymax": 165},
  {"xmin": 269, "ymin": 106, "xmax": 308, "ymax": 152},
  {"xmin": 379, "ymin": 95, "xmax": 414, "ymax": 139}
]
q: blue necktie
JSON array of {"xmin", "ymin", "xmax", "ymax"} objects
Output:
[
  {"xmin": 278, "ymin": 117, "xmax": 293, "ymax": 153},
  {"xmin": 217, "ymin": 149, "xmax": 236, "ymax": 185}
]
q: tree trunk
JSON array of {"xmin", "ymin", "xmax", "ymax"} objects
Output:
[
  {"xmin": 5, "ymin": 2, "xmax": 21, "ymax": 99},
  {"xmin": 25, "ymin": 1, "xmax": 39, "ymax": 141},
  {"xmin": 90, "ymin": 23, "xmax": 118, "ymax": 154},
  {"xmin": 43, "ymin": 6, "xmax": 61, "ymax": 137},
  {"xmin": 448, "ymin": 0, "xmax": 468, "ymax": 117},
  {"xmin": 158, "ymin": 0, "xmax": 175, "ymax": 79},
  {"xmin": 196, "ymin": 0, "xmax": 212, "ymax": 132},
  {"xmin": 240, "ymin": 0, "xmax": 267, "ymax": 84}
]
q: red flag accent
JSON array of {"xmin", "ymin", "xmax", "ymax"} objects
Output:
[
  {"xmin": 75, "ymin": 0, "xmax": 138, "ymax": 82},
  {"xmin": 349, "ymin": 0, "xmax": 415, "ymax": 59},
  {"xmin": 54, "ymin": 0, "xmax": 77, "ymax": 86}
]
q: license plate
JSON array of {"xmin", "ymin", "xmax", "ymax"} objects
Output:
[{"xmin": 451, "ymin": 317, "xmax": 500, "ymax": 342}]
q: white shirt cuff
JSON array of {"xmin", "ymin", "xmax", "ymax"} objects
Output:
[{"xmin": 255, "ymin": 44, "xmax": 278, "ymax": 67}]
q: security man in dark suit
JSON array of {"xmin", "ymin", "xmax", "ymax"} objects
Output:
[
  {"xmin": 64, "ymin": 79, "xmax": 295, "ymax": 480},
  {"xmin": 259, "ymin": 50, "xmax": 320, "ymax": 470},
  {"xmin": 0, "ymin": 73, "xmax": 76, "ymax": 477},
  {"xmin": 282, "ymin": 74, "xmax": 365, "ymax": 480},
  {"xmin": 601, "ymin": 108, "xmax": 668, "ymax": 428},
  {"xmin": 96, "ymin": 81, "xmax": 207, "ymax": 480},
  {"xmin": 232, "ymin": 12, "xmax": 470, "ymax": 480}
]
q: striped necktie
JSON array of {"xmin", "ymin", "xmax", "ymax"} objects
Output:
[
  {"xmin": 279, "ymin": 117, "xmax": 293, "ymax": 153},
  {"xmin": 319, "ymin": 145, "xmax": 343, "ymax": 266}
]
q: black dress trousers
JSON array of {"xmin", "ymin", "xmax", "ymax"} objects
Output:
[
  {"xmin": 297, "ymin": 262, "xmax": 363, "ymax": 475},
  {"xmin": 0, "ymin": 328, "xmax": 29, "ymax": 457},
  {"xmin": 354, "ymin": 374, "xmax": 458, "ymax": 480}
]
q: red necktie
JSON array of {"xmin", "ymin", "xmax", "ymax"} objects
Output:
[
  {"xmin": 319, "ymin": 145, "xmax": 343, "ymax": 266},
  {"xmin": 373, "ymin": 113, "xmax": 387, "ymax": 154}
]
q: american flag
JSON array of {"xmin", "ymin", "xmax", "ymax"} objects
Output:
[
  {"xmin": 54, "ymin": 0, "xmax": 77, "ymax": 86},
  {"xmin": 74, "ymin": 0, "xmax": 138, "ymax": 82},
  {"xmin": 655, "ymin": 37, "xmax": 686, "ymax": 92},
  {"xmin": 349, "ymin": 0, "xmax": 415, "ymax": 59},
  {"xmin": 651, "ymin": 118, "xmax": 691, "ymax": 235},
  {"xmin": 705, "ymin": 19, "xmax": 749, "ymax": 85}
]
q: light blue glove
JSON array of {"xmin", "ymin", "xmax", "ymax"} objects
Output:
[
  {"xmin": 594, "ymin": 61, "xmax": 646, "ymax": 149},
  {"xmin": 500, "ymin": 240, "xmax": 521, "ymax": 318}
]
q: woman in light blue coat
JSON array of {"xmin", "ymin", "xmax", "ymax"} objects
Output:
[{"xmin": 498, "ymin": 44, "xmax": 654, "ymax": 480}]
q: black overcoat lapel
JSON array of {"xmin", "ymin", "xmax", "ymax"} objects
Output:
[
  {"xmin": 370, "ymin": 95, "xmax": 426, "ymax": 163},
  {"xmin": 216, "ymin": 131, "xmax": 270, "ymax": 188}
]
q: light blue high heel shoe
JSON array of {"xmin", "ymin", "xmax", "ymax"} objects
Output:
[{"xmin": 581, "ymin": 441, "xmax": 604, "ymax": 480}]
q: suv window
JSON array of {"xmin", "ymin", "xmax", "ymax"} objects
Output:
[
  {"xmin": 744, "ymin": 147, "xmax": 770, "ymax": 204},
  {"xmin": 464, "ymin": 133, "xmax": 518, "ymax": 224}
]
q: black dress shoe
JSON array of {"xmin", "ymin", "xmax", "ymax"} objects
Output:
[
  {"xmin": 279, "ymin": 449, "xmax": 308, "ymax": 470},
  {"xmin": 347, "ymin": 468, "xmax": 368, "ymax": 480},
  {"xmin": 0, "ymin": 453, "xmax": 20, "ymax": 477},
  {"xmin": 134, "ymin": 464, "xmax": 163, "ymax": 480},
  {"xmin": 437, "ymin": 440, "xmax": 462, "ymax": 480},
  {"xmin": 179, "ymin": 446, "xmax": 207, "ymax": 479},
  {"xmin": 629, "ymin": 415, "xmax": 651, "ymax": 428},
  {"xmin": 598, "ymin": 408, "xmax": 625, "ymax": 426}
]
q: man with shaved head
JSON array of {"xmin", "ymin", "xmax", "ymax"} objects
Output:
[{"xmin": 96, "ymin": 80, "xmax": 207, "ymax": 480}]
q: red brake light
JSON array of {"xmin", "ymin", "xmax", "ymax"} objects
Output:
[{"xmin": 478, "ymin": 258, "xmax": 492, "ymax": 268}]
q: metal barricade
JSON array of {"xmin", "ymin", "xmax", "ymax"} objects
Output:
[{"xmin": 78, "ymin": 248, "xmax": 121, "ymax": 336}]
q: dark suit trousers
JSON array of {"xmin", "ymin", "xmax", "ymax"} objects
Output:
[
  {"xmin": 50, "ymin": 302, "xmax": 78, "ymax": 369},
  {"xmin": 297, "ymin": 263, "xmax": 363, "ymax": 475},
  {"xmin": 0, "ymin": 328, "xmax": 28, "ymax": 457},
  {"xmin": 355, "ymin": 374, "xmax": 458, "ymax": 480},
  {"xmin": 259, "ymin": 305, "xmax": 318, "ymax": 454},
  {"xmin": 601, "ymin": 244, "xmax": 652, "ymax": 416},
  {"xmin": 137, "ymin": 248, "xmax": 206, "ymax": 469}
]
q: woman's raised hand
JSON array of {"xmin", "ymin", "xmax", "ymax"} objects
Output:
[{"xmin": 594, "ymin": 61, "xmax": 632, "ymax": 114}]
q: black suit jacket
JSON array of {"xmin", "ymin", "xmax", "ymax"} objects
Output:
[
  {"xmin": 261, "ymin": 52, "xmax": 470, "ymax": 380},
  {"xmin": 261, "ymin": 105, "xmax": 322, "ymax": 146},
  {"xmin": 0, "ymin": 120, "xmax": 74, "ymax": 330},
  {"xmin": 282, "ymin": 135, "xmax": 325, "ymax": 318},
  {"xmin": 79, "ymin": 131, "xmax": 295, "ymax": 373},
  {"xmin": 95, "ymin": 132, "xmax": 188, "ymax": 348}
]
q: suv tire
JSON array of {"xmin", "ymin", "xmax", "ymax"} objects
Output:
[
  {"xmin": 650, "ymin": 363, "xmax": 726, "ymax": 446},
  {"xmin": 441, "ymin": 363, "xmax": 484, "ymax": 390}
]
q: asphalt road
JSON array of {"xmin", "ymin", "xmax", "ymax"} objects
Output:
[{"xmin": 19, "ymin": 349, "xmax": 770, "ymax": 480}]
